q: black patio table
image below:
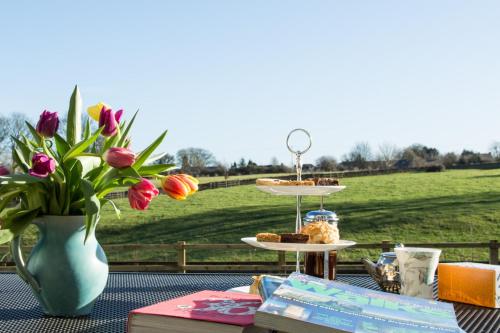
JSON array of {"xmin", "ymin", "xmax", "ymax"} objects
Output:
[{"xmin": 0, "ymin": 272, "xmax": 498, "ymax": 333}]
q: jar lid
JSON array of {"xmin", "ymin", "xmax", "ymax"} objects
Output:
[{"xmin": 304, "ymin": 209, "xmax": 338, "ymax": 223}]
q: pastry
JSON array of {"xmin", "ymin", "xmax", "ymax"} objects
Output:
[
  {"xmin": 256, "ymin": 178, "xmax": 315, "ymax": 186},
  {"xmin": 300, "ymin": 221, "xmax": 340, "ymax": 244},
  {"xmin": 283, "ymin": 180, "xmax": 315, "ymax": 186},
  {"xmin": 280, "ymin": 233, "xmax": 310, "ymax": 243},
  {"xmin": 256, "ymin": 233, "xmax": 280, "ymax": 242},
  {"xmin": 306, "ymin": 177, "xmax": 340, "ymax": 186},
  {"xmin": 256, "ymin": 178, "xmax": 284, "ymax": 186}
]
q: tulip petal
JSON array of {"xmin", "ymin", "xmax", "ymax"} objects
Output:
[{"xmin": 87, "ymin": 102, "xmax": 109, "ymax": 121}]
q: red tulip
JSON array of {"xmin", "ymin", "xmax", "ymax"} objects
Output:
[
  {"xmin": 29, "ymin": 153, "xmax": 56, "ymax": 178},
  {"xmin": 161, "ymin": 175, "xmax": 191, "ymax": 200},
  {"xmin": 175, "ymin": 174, "xmax": 199, "ymax": 194},
  {"xmin": 128, "ymin": 178, "xmax": 159, "ymax": 210},
  {"xmin": 99, "ymin": 107, "xmax": 123, "ymax": 137},
  {"xmin": 0, "ymin": 165, "xmax": 9, "ymax": 176},
  {"xmin": 36, "ymin": 110, "xmax": 59, "ymax": 138},
  {"xmin": 104, "ymin": 147, "xmax": 136, "ymax": 169}
]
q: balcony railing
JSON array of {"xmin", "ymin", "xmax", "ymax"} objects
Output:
[{"xmin": 1, "ymin": 240, "xmax": 497, "ymax": 273}]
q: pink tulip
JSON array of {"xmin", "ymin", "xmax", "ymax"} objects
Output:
[
  {"xmin": 29, "ymin": 153, "xmax": 56, "ymax": 178},
  {"xmin": 128, "ymin": 178, "xmax": 159, "ymax": 210},
  {"xmin": 104, "ymin": 147, "xmax": 136, "ymax": 169},
  {"xmin": 99, "ymin": 107, "xmax": 123, "ymax": 137},
  {"xmin": 36, "ymin": 110, "xmax": 59, "ymax": 138},
  {"xmin": 161, "ymin": 175, "xmax": 191, "ymax": 200},
  {"xmin": 0, "ymin": 165, "xmax": 9, "ymax": 176}
]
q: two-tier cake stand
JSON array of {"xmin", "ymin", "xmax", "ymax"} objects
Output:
[{"xmin": 241, "ymin": 128, "xmax": 355, "ymax": 274}]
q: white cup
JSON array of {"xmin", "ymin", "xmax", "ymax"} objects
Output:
[{"xmin": 395, "ymin": 247, "xmax": 441, "ymax": 299}]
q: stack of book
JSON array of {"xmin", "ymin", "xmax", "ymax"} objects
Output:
[{"xmin": 128, "ymin": 273, "xmax": 464, "ymax": 333}]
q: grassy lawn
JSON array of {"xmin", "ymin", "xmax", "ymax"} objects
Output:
[{"xmin": 19, "ymin": 169, "xmax": 500, "ymax": 263}]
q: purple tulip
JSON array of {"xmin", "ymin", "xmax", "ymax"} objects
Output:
[
  {"xmin": 99, "ymin": 107, "xmax": 123, "ymax": 137},
  {"xmin": 36, "ymin": 110, "xmax": 59, "ymax": 138},
  {"xmin": 29, "ymin": 153, "xmax": 56, "ymax": 178},
  {"xmin": 0, "ymin": 165, "xmax": 9, "ymax": 176}
]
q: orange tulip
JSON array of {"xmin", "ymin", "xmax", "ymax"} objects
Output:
[
  {"xmin": 175, "ymin": 174, "xmax": 199, "ymax": 194},
  {"xmin": 161, "ymin": 175, "xmax": 190, "ymax": 200}
]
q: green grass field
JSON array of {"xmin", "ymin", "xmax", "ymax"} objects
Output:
[{"xmin": 19, "ymin": 169, "xmax": 500, "ymax": 263}]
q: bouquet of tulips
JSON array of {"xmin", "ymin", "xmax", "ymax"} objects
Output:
[{"xmin": 0, "ymin": 86, "xmax": 198, "ymax": 244}]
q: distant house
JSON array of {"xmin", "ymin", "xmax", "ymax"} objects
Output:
[
  {"xmin": 394, "ymin": 159, "xmax": 411, "ymax": 170},
  {"xmin": 302, "ymin": 164, "xmax": 315, "ymax": 172},
  {"xmin": 479, "ymin": 153, "xmax": 495, "ymax": 163}
]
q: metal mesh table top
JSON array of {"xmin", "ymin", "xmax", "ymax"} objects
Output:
[{"xmin": 0, "ymin": 273, "xmax": 498, "ymax": 333}]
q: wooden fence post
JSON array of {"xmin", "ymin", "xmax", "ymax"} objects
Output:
[
  {"xmin": 489, "ymin": 240, "xmax": 498, "ymax": 265},
  {"xmin": 381, "ymin": 240, "xmax": 391, "ymax": 253},
  {"xmin": 177, "ymin": 241, "xmax": 186, "ymax": 273},
  {"xmin": 278, "ymin": 251, "xmax": 286, "ymax": 271}
]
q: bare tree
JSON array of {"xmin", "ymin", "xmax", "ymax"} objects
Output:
[
  {"xmin": 0, "ymin": 113, "xmax": 30, "ymax": 167},
  {"xmin": 377, "ymin": 143, "xmax": 400, "ymax": 168},
  {"xmin": 176, "ymin": 148, "xmax": 216, "ymax": 173},
  {"xmin": 155, "ymin": 153, "xmax": 175, "ymax": 166},
  {"xmin": 316, "ymin": 156, "xmax": 337, "ymax": 171},
  {"xmin": 270, "ymin": 156, "xmax": 279, "ymax": 166},
  {"xmin": 490, "ymin": 142, "xmax": 500, "ymax": 161},
  {"xmin": 441, "ymin": 152, "xmax": 458, "ymax": 167},
  {"xmin": 343, "ymin": 142, "xmax": 372, "ymax": 169}
]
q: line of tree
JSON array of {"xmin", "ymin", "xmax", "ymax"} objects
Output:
[
  {"xmin": 314, "ymin": 141, "xmax": 500, "ymax": 172},
  {"xmin": 2, "ymin": 112, "xmax": 500, "ymax": 175}
]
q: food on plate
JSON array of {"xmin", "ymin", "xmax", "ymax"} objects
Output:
[
  {"xmin": 256, "ymin": 178, "xmax": 315, "ymax": 186},
  {"xmin": 279, "ymin": 233, "xmax": 310, "ymax": 243},
  {"xmin": 306, "ymin": 177, "xmax": 340, "ymax": 186},
  {"xmin": 300, "ymin": 221, "xmax": 340, "ymax": 244},
  {"xmin": 285, "ymin": 180, "xmax": 315, "ymax": 186},
  {"xmin": 256, "ymin": 233, "xmax": 281, "ymax": 243},
  {"xmin": 256, "ymin": 178, "xmax": 284, "ymax": 186}
]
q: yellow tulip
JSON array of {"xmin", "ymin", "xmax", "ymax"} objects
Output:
[{"xmin": 87, "ymin": 102, "xmax": 109, "ymax": 121}]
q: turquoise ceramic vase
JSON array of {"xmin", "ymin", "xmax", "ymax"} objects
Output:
[{"xmin": 11, "ymin": 215, "xmax": 108, "ymax": 317}]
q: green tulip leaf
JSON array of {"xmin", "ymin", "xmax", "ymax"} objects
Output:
[
  {"xmin": 66, "ymin": 85, "xmax": 82, "ymax": 146},
  {"xmin": 54, "ymin": 134, "xmax": 71, "ymax": 157},
  {"xmin": 101, "ymin": 198, "xmax": 121, "ymax": 219},
  {"xmin": 83, "ymin": 118, "xmax": 91, "ymax": 140},
  {"xmin": 133, "ymin": 130, "xmax": 167, "ymax": 169},
  {"xmin": 63, "ymin": 127, "xmax": 103, "ymax": 162},
  {"xmin": 0, "ymin": 174, "xmax": 47, "ymax": 185},
  {"xmin": 117, "ymin": 110, "xmax": 138, "ymax": 147},
  {"xmin": 118, "ymin": 167, "xmax": 142, "ymax": 179},
  {"xmin": 12, "ymin": 147, "xmax": 30, "ymax": 173},
  {"xmin": 80, "ymin": 179, "xmax": 100, "ymax": 243},
  {"xmin": 1, "ymin": 208, "xmax": 40, "ymax": 242},
  {"xmin": 25, "ymin": 122, "xmax": 42, "ymax": 146},
  {"xmin": 138, "ymin": 163, "xmax": 176, "ymax": 176},
  {"xmin": 11, "ymin": 136, "xmax": 32, "ymax": 162},
  {"xmin": 75, "ymin": 155, "xmax": 102, "ymax": 176}
]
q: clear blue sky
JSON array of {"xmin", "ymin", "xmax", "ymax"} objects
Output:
[{"xmin": 1, "ymin": 1, "xmax": 499, "ymax": 165}]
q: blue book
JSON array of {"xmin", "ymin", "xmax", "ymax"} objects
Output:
[
  {"xmin": 255, "ymin": 272, "xmax": 463, "ymax": 333},
  {"xmin": 258, "ymin": 276, "xmax": 285, "ymax": 301}
]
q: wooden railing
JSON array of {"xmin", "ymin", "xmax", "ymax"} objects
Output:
[{"xmin": 1, "ymin": 240, "xmax": 497, "ymax": 273}]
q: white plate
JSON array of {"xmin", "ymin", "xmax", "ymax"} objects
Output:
[
  {"xmin": 256, "ymin": 185, "xmax": 346, "ymax": 196},
  {"xmin": 242, "ymin": 237, "xmax": 356, "ymax": 252}
]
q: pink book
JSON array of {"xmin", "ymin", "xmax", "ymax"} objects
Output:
[{"xmin": 127, "ymin": 290, "xmax": 268, "ymax": 333}]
